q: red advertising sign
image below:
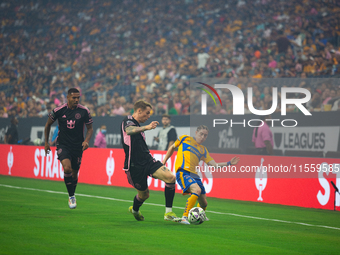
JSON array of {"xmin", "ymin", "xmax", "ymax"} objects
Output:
[{"xmin": 0, "ymin": 144, "xmax": 339, "ymax": 210}]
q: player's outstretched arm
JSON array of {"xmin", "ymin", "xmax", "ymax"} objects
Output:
[
  {"xmin": 230, "ymin": 156, "xmax": 240, "ymax": 165},
  {"xmin": 125, "ymin": 121, "xmax": 159, "ymax": 135},
  {"xmin": 162, "ymin": 144, "xmax": 176, "ymax": 165},
  {"xmin": 207, "ymin": 156, "xmax": 240, "ymax": 168},
  {"xmin": 44, "ymin": 118, "xmax": 54, "ymax": 155}
]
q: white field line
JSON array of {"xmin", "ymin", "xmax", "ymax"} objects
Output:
[{"xmin": 1, "ymin": 183, "xmax": 339, "ymax": 231}]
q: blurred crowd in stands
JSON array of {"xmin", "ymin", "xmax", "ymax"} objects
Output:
[{"xmin": 1, "ymin": 0, "xmax": 340, "ymax": 119}]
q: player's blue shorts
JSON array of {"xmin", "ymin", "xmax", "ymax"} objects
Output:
[{"xmin": 176, "ymin": 169, "xmax": 206, "ymax": 195}]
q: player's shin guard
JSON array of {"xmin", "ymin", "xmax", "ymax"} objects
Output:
[
  {"xmin": 133, "ymin": 194, "xmax": 145, "ymax": 212},
  {"xmin": 64, "ymin": 173, "xmax": 74, "ymax": 196},
  {"xmin": 73, "ymin": 177, "xmax": 78, "ymax": 193},
  {"xmin": 165, "ymin": 183, "xmax": 175, "ymax": 211},
  {"xmin": 183, "ymin": 193, "xmax": 199, "ymax": 217}
]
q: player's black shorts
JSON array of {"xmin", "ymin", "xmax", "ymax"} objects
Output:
[
  {"xmin": 125, "ymin": 160, "xmax": 164, "ymax": 191},
  {"xmin": 57, "ymin": 145, "xmax": 83, "ymax": 171}
]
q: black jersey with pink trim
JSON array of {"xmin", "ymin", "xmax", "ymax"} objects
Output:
[
  {"xmin": 49, "ymin": 103, "xmax": 93, "ymax": 150},
  {"xmin": 121, "ymin": 116, "xmax": 153, "ymax": 170}
]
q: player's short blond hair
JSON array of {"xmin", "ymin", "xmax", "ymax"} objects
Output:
[{"xmin": 197, "ymin": 125, "xmax": 209, "ymax": 132}]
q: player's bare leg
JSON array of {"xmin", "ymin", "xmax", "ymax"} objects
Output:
[
  {"xmin": 197, "ymin": 194, "xmax": 209, "ymax": 221},
  {"xmin": 152, "ymin": 166, "xmax": 181, "ymax": 222}
]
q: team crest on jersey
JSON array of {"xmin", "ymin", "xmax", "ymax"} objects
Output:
[
  {"xmin": 57, "ymin": 148, "xmax": 62, "ymax": 154},
  {"xmin": 67, "ymin": 120, "xmax": 76, "ymax": 129},
  {"xmin": 75, "ymin": 113, "xmax": 81, "ymax": 119},
  {"xmin": 199, "ymin": 147, "xmax": 204, "ymax": 154}
]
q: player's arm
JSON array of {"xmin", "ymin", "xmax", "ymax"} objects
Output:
[
  {"xmin": 125, "ymin": 121, "xmax": 159, "ymax": 135},
  {"xmin": 207, "ymin": 157, "xmax": 240, "ymax": 167},
  {"xmin": 167, "ymin": 140, "xmax": 175, "ymax": 150},
  {"xmin": 162, "ymin": 143, "xmax": 176, "ymax": 165},
  {"xmin": 44, "ymin": 117, "xmax": 55, "ymax": 155},
  {"xmin": 82, "ymin": 123, "xmax": 93, "ymax": 151}
]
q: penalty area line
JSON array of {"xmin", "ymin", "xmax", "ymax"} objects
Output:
[{"xmin": 0, "ymin": 183, "xmax": 339, "ymax": 231}]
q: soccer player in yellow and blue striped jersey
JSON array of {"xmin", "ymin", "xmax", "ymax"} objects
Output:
[{"xmin": 163, "ymin": 125, "xmax": 240, "ymax": 224}]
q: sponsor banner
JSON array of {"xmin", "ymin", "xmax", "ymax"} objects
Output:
[
  {"xmin": 0, "ymin": 144, "xmax": 339, "ymax": 210},
  {"xmin": 189, "ymin": 114, "xmax": 340, "ymax": 154},
  {"xmin": 1, "ymin": 113, "xmax": 339, "ymax": 153},
  {"xmin": 272, "ymin": 126, "xmax": 340, "ymax": 152}
]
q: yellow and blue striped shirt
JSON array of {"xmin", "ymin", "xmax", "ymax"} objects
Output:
[{"xmin": 174, "ymin": 135, "xmax": 213, "ymax": 175}]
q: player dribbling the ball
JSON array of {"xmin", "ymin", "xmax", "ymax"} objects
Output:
[
  {"xmin": 163, "ymin": 125, "xmax": 240, "ymax": 224},
  {"xmin": 121, "ymin": 100, "xmax": 181, "ymax": 222}
]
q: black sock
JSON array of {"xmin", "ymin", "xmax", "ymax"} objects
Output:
[
  {"xmin": 73, "ymin": 177, "xmax": 78, "ymax": 194},
  {"xmin": 165, "ymin": 183, "xmax": 175, "ymax": 208},
  {"xmin": 133, "ymin": 195, "xmax": 144, "ymax": 212},
  {"xmin": 64, "ymin": 173, "xmax": 74, "ymax": 197}
]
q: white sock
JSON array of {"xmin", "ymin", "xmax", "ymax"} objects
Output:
[{"xmin": 165, "ymin": 207, "xmax": 172, "ymax": 214}]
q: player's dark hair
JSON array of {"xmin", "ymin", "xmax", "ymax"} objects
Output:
[
  {"xmin": 162, "ymin": 114, "xmax": 171, "ymax": 120},
  {"xmin": 68, "ymin": 88, "xmax": 80, "ymax": 95},
  {"xmin": 197, "ymin": 125, "xmax": 208, "ymax": 132},
  {"xmin": 134, "ymin": 100, "xmax": 152, "ymax": 111}
]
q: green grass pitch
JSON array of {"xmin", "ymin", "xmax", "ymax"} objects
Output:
[{"xmin": 0, "ymin": 175, "xmax": 339, "ymax": 255}]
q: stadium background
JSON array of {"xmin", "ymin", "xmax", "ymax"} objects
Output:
[
  {"xmin": 1, "ymin": 1, "xmax": 340, "ymax": 253},
  {"xmin": 0, "ymin": 0, "xmax": 340, "ymax": 210}
]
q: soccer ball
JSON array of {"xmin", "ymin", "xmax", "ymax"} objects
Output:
[
  {"xmin": 188, "ymin": 207, "xmax": 204, "ymax": 225},
  {"xmin": 33, "ymin": 138, "xmax": 41, "ymax": 145}
]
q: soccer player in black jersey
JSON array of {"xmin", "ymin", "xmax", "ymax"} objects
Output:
[
  {"xmin": 121, "ymin": 100, "xmax": 180, "ymax": 222},
  {"xmin": 44, "ymin": 88, "xmax": 93, "ymax": 209}
]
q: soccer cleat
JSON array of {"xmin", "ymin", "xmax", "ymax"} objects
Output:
[
  {"xmin": 129, "ymin": 206, "xmax": 145, "ymax": 221},
  {"xmin": 180, "ymin": 216, "xmax": 190, "ymax": 225},
  {"xmin": 164, "ymin": 211, "xmax": 182, "ymax": 222},
  {"xmin": 201, "ymin": 210, "xmax": 209, "ymax": 221},
  {"xmin": 68, "ymin": 196, "xmax": 77, "ymax": 209},
  {"xmin": 203, "ymin": 215, "xmax": 210, "ymax": 221}
]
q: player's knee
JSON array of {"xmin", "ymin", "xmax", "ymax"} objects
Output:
[
  {"xmin": 139, "ymin": 194, "xmax": 149, "ymax": 200},
  {"xmin": 167, "ymin": 174, "xmax": 176, "ymax": 184},
  {"xmin": 63, "ymin": 166, "xmax": 72, "ymax": 174},
  {"xmin": 191, "ymin": 184, "xmax": 201, "ymax": 196},
  {"xmin": 201, "ymin": 201, "xmax": 207, "ymax": 208},
  {"xmin": 139, "ymin": 191, "xmax": 150, "ymax": 200}
]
